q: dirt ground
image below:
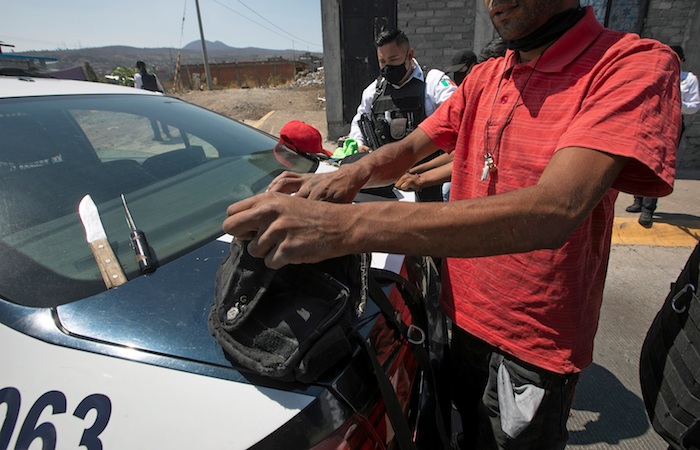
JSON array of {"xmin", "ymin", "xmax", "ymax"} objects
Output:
[{"xmin": 175, "ymin": 84, "xmax": 327, "ymax": 123}]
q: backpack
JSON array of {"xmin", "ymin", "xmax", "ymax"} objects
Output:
[
  {"xmin": 140, "ymin": 70, "xmax": 160, "ymax": 92},
  {"xmin": 208, "ymin": 238, "xmax": 451, "ymax": 449},
  {"xmin": 640, "ymin": 241, "xmax": 700, "ymax": 449},
  {"xmin": 208, "ymin": 239, "xmax": 365, "ymax": 383}
]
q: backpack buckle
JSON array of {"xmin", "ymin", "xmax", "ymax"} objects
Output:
[{"xmin": 407, "ymin": 324, "xmax": 425, "ymax": 346}]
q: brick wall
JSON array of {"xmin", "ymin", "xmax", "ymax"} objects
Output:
[
  {"xmin": 397, "ymin": 0, "xmax": 476, "ymax": 72},
  {"xmin": 178, "ymin": 60, "xmax": 296, "ymax": 90}
]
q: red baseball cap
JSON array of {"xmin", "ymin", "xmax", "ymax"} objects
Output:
[{"xmin": 276, "ymin": 120, "xmax": 332, "ymax": 157}]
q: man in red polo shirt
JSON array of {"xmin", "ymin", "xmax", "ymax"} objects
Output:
[{"xmin": 222, "ymin": 0, "xmax": 681, "ymax": 448}]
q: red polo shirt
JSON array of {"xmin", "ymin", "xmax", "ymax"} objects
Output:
[{"xmin": 419, "ymin": 7, "xmax": 681, "ymax": 374}]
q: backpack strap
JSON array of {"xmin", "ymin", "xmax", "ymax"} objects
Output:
[
  {"xmin": 366, "ymin": 268, "xmax": 452, "ymax": 450},
  {"xmin": 371, "ymin": 76, "xmax": 387, "ymax": 109},
  {"xmin": 357, "ymin": 333, "xmax": 418, "ymax": 450}
]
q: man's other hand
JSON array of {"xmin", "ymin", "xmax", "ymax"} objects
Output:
[
  {"xmin": 267, "ymin": 169, "xmax": 366, "ymax": 203},
  {"xmin": 222, "ymin": 192, "xmax": 353, "ymax": 269}
]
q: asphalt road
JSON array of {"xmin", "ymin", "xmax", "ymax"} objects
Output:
[{"xmin": 257, "ymin": 111, "xmax": 700, "ymax": 448}]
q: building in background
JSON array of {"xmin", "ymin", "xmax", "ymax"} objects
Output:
[{"xmin": 177, "ymin": 58, "xmax": 304, "ymax": 90}]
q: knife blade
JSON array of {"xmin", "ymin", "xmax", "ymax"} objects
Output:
[{"xmin": 78, "ymin": 194, "xmax": 127, "ymax": 288}]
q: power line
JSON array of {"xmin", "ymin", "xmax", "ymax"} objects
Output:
[
  {"xmin": 179, "ymin": 0, "xmax": 188, "ymax": 49},
  {"xmin": 211, "ymin": 0, "xmax": 321, "ymax": 50},
  {"xmin": 233, "ymin": 0, "xmax": 319, "ymax": 48}
]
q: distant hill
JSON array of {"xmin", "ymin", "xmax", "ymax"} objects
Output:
[
  {"xmin": 12, "ymin": 40, "xmax": 322, "ymax": 82},
  {"xmin": 182, "ymin": 40, "xmax": 234, "ymax": 51}
]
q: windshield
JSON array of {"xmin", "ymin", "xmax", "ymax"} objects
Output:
[{"xmin": 0, "ymin": 93, "xmax": 316, "ymax": 307}]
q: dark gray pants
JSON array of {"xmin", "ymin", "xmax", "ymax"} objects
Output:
[
  {"xmin": 450, "ymin": 327, "xmax": 579, "ymax": 450},
  {"xmin": 633, "ymin": 196, "xmax": 658, "ymax": 213}
]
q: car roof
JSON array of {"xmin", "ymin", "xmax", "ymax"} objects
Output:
[{"xmin": 0, "ymin": 75, "xmax": 161, "ymax": 99}]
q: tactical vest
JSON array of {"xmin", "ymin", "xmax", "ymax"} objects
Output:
[
  {"xmin": 370, "ymin": 76, "xmax": 426, "ymax": 147},
  {"xmin": 140, "ymin": 70, "xmax": 159, "ymax": 92}
]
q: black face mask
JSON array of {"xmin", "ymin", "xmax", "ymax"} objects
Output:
[
  {"xmin": 381, "ymin": 53, "xmax": 410, "ymax": 85},
  {"xmin": 454, "ymin": 71, "xmax": 467, "ymax": 86},
  {"xmin": 507, "ymin": 7, "xmax": 585, "ymax": 52}
]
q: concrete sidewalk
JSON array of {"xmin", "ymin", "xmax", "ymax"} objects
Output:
[{"xmin": 256, "ymin": 111, "xmax": 700, "ymax": 448}]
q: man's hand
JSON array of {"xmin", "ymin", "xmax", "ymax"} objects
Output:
[
  {"xmin": 223, "ymin": 192, "xmax": 354, "ymax": 268},
  {"xmin": 394, "ymin": 172, "xmax": 422, "ymax": 192},
  {"xmin": 267, "ymin": 167, "xmax": 368, "ymax": 203}
]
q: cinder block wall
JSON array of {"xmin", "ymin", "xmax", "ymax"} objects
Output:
[
  {"xmin": 394, "ymin": 0, "xmax": 700, "ymax": 169},
  {"xmin": 642, "ymin": 0, "xmax": 700, "ymax": 170},
  {"xmin": 642, "ymin": 0, "xmax": 696, "ymax": 44},
  {"xmin": 397, "ymin": 1, "xmax": 476, "ymax": 72}
]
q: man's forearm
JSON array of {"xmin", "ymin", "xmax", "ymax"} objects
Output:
[
  {"xmin": 345, "ymin": 188, "xmax": 553, "ymax": 257},
  {"xmin": 346, "ymin": 147, "xmax": 628, "ymax": 258},
  {"xmin": 409, "ymin": 152, "xmax": 453, "ymax": 173},
  {"xmin": 418, "ymin": 163, "xmax": 453, "ymax": 188}
]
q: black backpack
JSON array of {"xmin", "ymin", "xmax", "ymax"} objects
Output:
[
  {"xmin": 208, "ymin": 238, "xmax": 451, "ymax": 450},
  {"xmin": 640, "ymin": 241, "xmax": 700, "ymax": 449},
  {"xmin": 140, "ymin": 70, "xmax": 160, "ymax": 92},
  {"xmin": 208, "ymin": 239, "xmax": 364, "ymax": 383}
]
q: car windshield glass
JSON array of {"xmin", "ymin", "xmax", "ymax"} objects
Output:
[{"xmin": 0, "ymin": 93, "xmax": 316, "ymax": 307}]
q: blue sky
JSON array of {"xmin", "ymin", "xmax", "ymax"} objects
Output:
[{"xmin": 1, "ymin": 0, "xmax": 323, "ymax": 53}]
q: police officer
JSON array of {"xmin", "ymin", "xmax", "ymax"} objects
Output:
[{"xmin": 348, "ymin": 29, "xmax": 457, "ymax": 200}]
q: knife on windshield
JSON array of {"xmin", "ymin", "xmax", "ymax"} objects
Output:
[
  {"xmin": 78, "ymin": 194, "xmax": 128, "ymax": 288},
  {"xmin": 120, "ymin": 194, "xmax": 156, "ymax": 274}
]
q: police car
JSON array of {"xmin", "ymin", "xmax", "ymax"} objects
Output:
[{"xmin": 0, "ymin": 75, "xmax": 446, "ymax": 449}]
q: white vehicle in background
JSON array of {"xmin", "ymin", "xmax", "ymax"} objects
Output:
[{"xmin": 0, "ymin": 75, "xmax": 446, "ymax": 449}]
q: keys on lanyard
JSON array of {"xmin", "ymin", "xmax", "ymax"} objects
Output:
[{"xmin": 480, "ymin": 153, "xmax": 497, "ymax": 181}]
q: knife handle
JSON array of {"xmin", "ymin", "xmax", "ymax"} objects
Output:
[
  {"xmin": 129, "ymin": 230, "xmax": 156, "ymax": 274},
  {"xmin": 89, "ymin": 239, "xmax": 128, "ymax": 288}
]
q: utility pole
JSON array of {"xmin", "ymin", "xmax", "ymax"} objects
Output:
[{"xmin": 195, "ymin": 0, "xmax": 213, "ymax": 90}]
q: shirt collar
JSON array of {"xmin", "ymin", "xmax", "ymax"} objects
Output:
[
  {"xmin": 411, "ymin": 59, "xmax": 425, "ymax": 81},
  {"xmin": 503, "ymin": 6, "xmax": 603, "ymax": 74}
]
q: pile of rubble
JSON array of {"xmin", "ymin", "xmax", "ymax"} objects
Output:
[{"xmin": 287, "ymin": 67, "xmax": 325, "ymax": 88}]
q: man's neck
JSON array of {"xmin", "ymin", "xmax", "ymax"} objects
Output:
[
  {"xmin": 518, "ymin": 43, "xmax": 552, "ymax": 63},
  {"xmin": 509, "ymin": 6, "xmax": 585, "ymax": 63},
  {"xmin": 397, "ymin": 59, "xmax": 415, "ymax": 87}
]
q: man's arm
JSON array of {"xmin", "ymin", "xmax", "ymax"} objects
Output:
[
  {"xmin": 408, "ymin": 152, "xmax": 454, "ymax": 173},
  {"xmin": 224, "ymin": 145, "xmax": 627, "ymax": 268},
  {"xmin": 155, "ymin": 75, "xmax": 165, "ymax": 93},
  {"xmin": 395, "ymin": 161, "xmax": 453, "ymax": 192},
  {"xmin": 682, "ymin": 73, "xmax": 700, "ymax": 115},
  {"xmin": 425, "ymin": 69, "xmax": 457, "ymax": 110}
]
